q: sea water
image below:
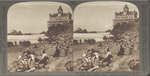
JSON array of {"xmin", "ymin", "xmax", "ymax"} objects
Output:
[
  {"xmin": 8, "ymin": 33, "xmax": 113, "ymax": 44},
  {"xmin": 7, "ymin": 34, "xmax": 48, "ymax": 44},
  {"xmin": 73, "ymin": 33, "xmax": 113, "ymax": 42}
]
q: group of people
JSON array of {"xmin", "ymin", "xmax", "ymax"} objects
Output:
[
  {"xmin": 7, "ymin": 41, "xmax": 18, "ymax": 47},
  {"xmin": 82, "ymin": 49, "xmax": 99, "ymax": 63},
  {"xmin": 9, "ymin": 49, "xmax": 49, "ymax": 72},
  {"xmin": 19, "ymin": 40, "xmax": 31, "ymax": 46},
  {"xmin": 79, "ymin": 44, "xmax": 125, "ymax": 71},
  {"xmin": 9, "ymin": 41, "xmax": 70, "ymax": 72},
  {"xmin": 80, "ymin": 49, "xmax": 102, "ymax": 71},
  {"xmin": 83, "ymin": 39, "xmax": 96, "ymax": 44},
  {"xmin": 74, "ymin": 39, "xmax": 96, "ymax": 45}
]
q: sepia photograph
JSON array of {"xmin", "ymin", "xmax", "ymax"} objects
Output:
[
  {"xmin": 73, "ymin": 1, "xmax": 139, "ymax": 71},
  {"xmin": 7, "ymin": 1, "xmax": 140, "ymax": 72},
  {"xmin": 7, "ymin": 2, "xmax": 73, "ymax": 72}
]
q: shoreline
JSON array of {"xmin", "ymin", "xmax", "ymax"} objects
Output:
[{"xmin": 7, "ymin": 34, "xmax": 48, "ymax": 44}]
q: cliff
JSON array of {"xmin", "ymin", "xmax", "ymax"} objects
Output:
[
  {"xmin": 102, "ymin": 21, "xmax": 139, "ymax": 71},
  {"xmin": 45, "ymin": 23, "xmax": 73, "ymax": 71},
  {"xmin": 111, "ymin": 22, "xmax": 138, "ymax": 36},
  {"xmin": 46, "ymin": 23, "xmax": 72, "ymax": 37}
]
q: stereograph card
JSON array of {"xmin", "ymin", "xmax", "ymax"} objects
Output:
[{"xmin": 0, "ymin": 0, "xmax": 149, "ymax": 76}]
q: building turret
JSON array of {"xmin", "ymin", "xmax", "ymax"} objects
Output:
[
  {"xmin": 123, "ymin": 4, "xmax": 129, "ymax": 15},
  {"xmin": 58, "ymin": 6, "xmax": 63, "ymax": 16}
]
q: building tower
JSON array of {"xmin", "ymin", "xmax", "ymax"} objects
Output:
[
  {"xmin": 123, "ymin": 4, "xmax": 129, "ymax": 15},
  {"xmin": 58, "ymin": 6, "xmax": 63, "ymax": 16}
]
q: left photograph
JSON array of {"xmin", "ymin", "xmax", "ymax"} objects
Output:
[{"xmin": 7, "ymin": 2, "xmax": 73, "ymax": 72}]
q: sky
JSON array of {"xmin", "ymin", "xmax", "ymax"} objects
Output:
[
  {"xmin": 7, "ymin": 1, "xmax": 139, "ymax": 33},
  {"xmin": 8, "ymin": 2, "xmax": 72, "ymax": 33},
  {"xmin": 74, "ymin": 1, "xmax": 139, "ymax": 31}
]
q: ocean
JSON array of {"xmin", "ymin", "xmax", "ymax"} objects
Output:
[
  {"xmin": 7, "ymin": 34, "xmax": 48, "ymax": 44},
  {"xmin": 73, "ymin": 33, "xmax": 113, "ymax": 42},
  {"xmin": 8, "ymin": 33, "xmax": 113, "ymax": 44}
]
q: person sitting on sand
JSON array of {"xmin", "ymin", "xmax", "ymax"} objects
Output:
[
  {"xmin": 117, "ymin": 45, "xmax": 125, "ymax": 56},
  {"xmin": 89, "ymin": 49, "xmax": 99, "ymax": 62},
  {"xmin": 39, "ymin": 50, "xmax": 49, "ymax": 67},
  {"xmin": 13, "ymin": 51, "xmax": 34, "ymax": 72},
  {"xmin": 26, "ymin": 51, "xmax": 35, "ymax": 62},
  {"xmin": 21, "ymin": 51, "xmax": 27, "ymax": 59},
  {"xmin": 93, "ymin": 51, "xmax": 99, "ymax": 61},
  {"xmin": 42, "ymin": 50, "xmax": 48, "ymax": 60},
  {"xmin": 18, "ymin": 59, "xmax": 30, "ymax": 72},
  {"xmin": 103, "ymin": 48, "xmax": 113, "ymax": 66},
  {"xmin": 83, "ymin": 50, "xmax": 91, "ymax": 62},
  {"xmin": 53, "ymin": 46, "xmax": 60, "ymax": 58},
  {"xmin": 82, "ymin": 51, "xmax": 87, "ymax": 57},
  {"xmin": 82, "ymin": 50, "xmax": 90, "ymax": 62},
  {"xmin": 17, "ymin": 53, "xmax": 22, "ymax": 59},
  {"xmin": 106, "ymin": 48, "xmax": 111, "ymax": 58},
  {"xmin": 86, "ymin": 49, "xmax": 93, "ymax": 57},
  {"xmin": 26, "ymin": 51, "xmax": 39, "ymax": 72},
  {"xmin": 89, "ymin": 50, "xmax": 99, "ymax": 68}
]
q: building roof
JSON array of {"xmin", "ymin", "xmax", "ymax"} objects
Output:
[
  {"xmin": 50, "ymin": 13, "xmax": 71, "ymax": 17},
  {"xmin": 49, "ymin": 6, "xmax": 72, "ymax": 17},
  {"xmin": 123, "ymin": 4, "xmax": 129, "ymax": 10},
  {"xmin": 58, "ymin": 6, "xmax": 63, "ymax": 10}
]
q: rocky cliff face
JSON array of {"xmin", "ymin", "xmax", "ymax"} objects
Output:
[
  {"xmin": 112, "ymin": 22, "xmax": 139, "ymax": 54},
  {"xmin": 42, "ymin": 23, "xmax": 73, "ymax": 71},
  {"xmin": 46, "ymin": 23, "xmax": 73, "ymax": 56},
  {"xmin": 107, "ymin": 21, "xmax": 139, "ymax": 71},
  {"xmin": 111, "ymin": 22, "xmax": 138, "ymax": 36},
  {"xmin": 46, "ymin": 23, "xmax": 72, "ymax": 37},
  {"xmin": 48, "ymin": 23, "xmax": 73, "ymax": 71}
]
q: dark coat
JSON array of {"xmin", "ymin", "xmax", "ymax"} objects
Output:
[
  {"xmin": 53, "ymin": 48, "xmax": 60, "ymax": 57},
  {"xmin": 117, "ymin": 47, "xmax": 125, "ymax": 56}
]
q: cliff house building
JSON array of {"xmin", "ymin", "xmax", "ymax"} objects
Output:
[
  {"xmin": 47, "ymin": 6, "xmax": 72, "ymax": 28},
  {"xmin": 113, "ymin": 5, "xmax": 138, "ymax": 26}
]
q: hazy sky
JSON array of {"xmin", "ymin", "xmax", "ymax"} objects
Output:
[
  {"xmin": 74, "ymin": 1, "xmax": 139, "ymax": 31},
  {"xmin": 8, "ymin": 1, "xmax": 139, "ymax": 33},
  {"xmin": 8, "ymin": 2, "xmax": 72, "ymax": 33}
]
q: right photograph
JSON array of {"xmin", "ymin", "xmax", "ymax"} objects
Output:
[{"xmin": 73, "ymin": 1, "xmax": 139, "ymax": 71}]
